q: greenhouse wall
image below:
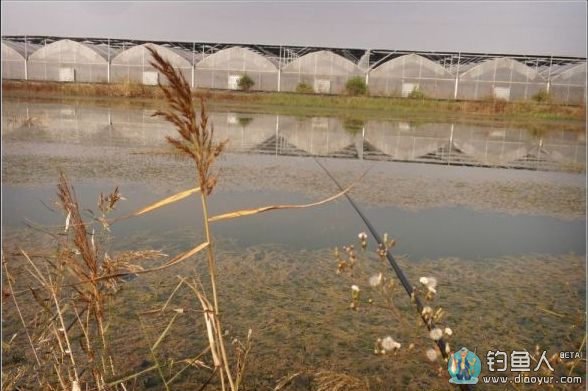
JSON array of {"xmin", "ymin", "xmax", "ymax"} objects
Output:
[
  {"xmin": 1, "ymin": 40, "xmax": 38, "ymax": 80},
  {"xmin": 368, "ymin": 54, "xmax": 455, "ymax": 99},
  {"xmin": 456, "ymin": 58, "xmax": 547, "ymax": 101},
  {"xmin": 27, "ymin": 39, "xmax": 110, "ymax": 83},
  {"xmin": 280, "ymin": 50, "xmax": 362, "ymax": 94},
  {"xmin": 549, "ymin": 62, "xmax": 586, "ymax": 105},
  {"xmin": 111, "ymin": 43, "xmax": 194, "ymax": 86},
  {"xmin": 195, "ymin": 46, "xmax": 278, "ymax": 91}
]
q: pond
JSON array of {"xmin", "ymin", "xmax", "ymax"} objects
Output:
[{"xmin": 2, "ymin": 98, "xmax": 586, "ymax": 390}]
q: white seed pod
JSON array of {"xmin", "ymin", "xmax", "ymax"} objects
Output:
[
  {"xmin": 429, "ymin": 328, "xmax": 443, "ymax": 341},
  {"xmin": 369, "ymin": 273, "xmax": 383, "ymax": 287},
  {"xmin": 381, "ymin": 336, "xmax": 401, "ymax": 351},
  {"xmin": 426, "ymin": 348, "xmax": 439, "ymax": 362}
]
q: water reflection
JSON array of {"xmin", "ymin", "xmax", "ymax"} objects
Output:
[{"xmin": 3, "ymin": 100, "xmax": 585, "ymax": 171}]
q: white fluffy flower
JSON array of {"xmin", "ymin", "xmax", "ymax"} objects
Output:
[
  {"xmin": 421, "ymin": 306, "xmax": 433, "ymax": 317},
  {"xmin": 351, "ymin": 285, "xmax": 360, "ymax": 293},
  {"xmin": 426, "ymin": 348, "xmax": 438, "ymax": 362},
  {"xmin": 381, "ymin": 336, "xmax": 401, "ymax": 351},
  {"xmin": 419, "ymin": 276, "xmax": 438, "ymax": 294},
  {"xmin": 358, "ymin": 232, "xmax": 368, "ymax": 241},
  {"xmin": 444, "ymin": 327, "xmax": 453, "ymax": 336},
  {"xmin": 429, "ymin": 328, "xmax": 443, "ymax": 341},
  {"xmin": 369, "ymin": 273, "xmax": 383, "ymax": 287}
]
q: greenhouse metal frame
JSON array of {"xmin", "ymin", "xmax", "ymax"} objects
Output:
[{"xmin": 2, "ymin": 35, "xmax": 585, "ymax": 103}]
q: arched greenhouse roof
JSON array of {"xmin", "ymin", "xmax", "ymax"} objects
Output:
[
  {"xmin": 371, "ymin": 53, "xmax": 452, "ymax": 77},
  {"xmin": 112, "ymin": 43, "xmax": 195, "ymax": 67},
  {"xmin": 282, "ymin": 50, "xmax": 358, "ymax": 74},
  {"xmin": 2, "ymin": 40, "xmax": 39, "ymax": 60},
  {"xmin": 196, "ymin": 46, "xmax": 278, "ymax": 71},
  {"xmin": 28, "ymin": 39, "xmax": 110, "ymax": 63},
  {"xmin": 459, "ymin": 57, "xmax": 543, "ymax": 81}
]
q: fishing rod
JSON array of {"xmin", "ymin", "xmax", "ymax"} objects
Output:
[{"xmin": 314, "ymin": 158, "xmax": 474, "ymax": 390}]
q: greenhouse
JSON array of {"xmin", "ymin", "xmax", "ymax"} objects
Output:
[
  {"xmin": 364, "ymin": 122, "xmax": 451, "ymax": 160},
  {"xmin": 280, "ymin": 50, "xmax": 361, "ymax": 94},
  {"xmin": 27, "ymin": 39, "xmax": 112, "ymax": 83},
  {"xmin": 368, "ymin": 54, "xmax": 455, "ymax": 99},
  {"xmin": 209, "ymin": 112, "xmax": 277, "ymax": 152},
  {"xmin": 456, "ymin": 58, "xmax": 547, "ymax": 101},
  {"xmin": 451, "ymin": 125, "xmax": 530, "ymax": 165},
  {"xmin": 194, "ymin": 46, "xmax": 278, "ymax": 91},
  {"xmin": 111, "ymin": 43, "xmax": 195, "ymax": 86},
  {"xmin": 2, "ymin": 40, "xmax": 38, "ymax": 80},
  {"xmin": 549, "ymin": 62, "xmax": 586, "ymax": 105},
  {"xmin": 278, "ymin": 116, "xmax": 359, "ymax": 156}
]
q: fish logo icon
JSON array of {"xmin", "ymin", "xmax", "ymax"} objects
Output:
[{"xmin": 448, "ymin": 347, "xmax": 481, "ymax": 384}]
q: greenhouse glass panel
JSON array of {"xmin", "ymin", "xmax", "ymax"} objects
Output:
[
  {"xmin": 281, "ymin": 50, "xmax": 361, "ymax": 94},
  {"xmin": 550, "ymin": 62, "xmax": 586, "ymax": 105},
  {"xmin": 28, "ymin": 39, "xmax": 110, "ymax": 83},
  {"xmin": 2, "ymin": 40, "xmax": 38, "ymax": 80},
  {"xmin": 195, "ymin": 46, "xmax": 278, "ymax": 91},
  {"xmin": 368, "ymin": 54, "xmax": 455, "ymax": 99},
  {"xmin": 457, "ymin": 58, "xmax": 547, "ymax": 101},
  {"xmin": 111, "ymin": 43, "xmax": 194, "ymax": 86}
]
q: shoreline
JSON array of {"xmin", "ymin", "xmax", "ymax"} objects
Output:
[{"xmin": 3, "ymin": 80, "xmax": 586, "ymax": 126}]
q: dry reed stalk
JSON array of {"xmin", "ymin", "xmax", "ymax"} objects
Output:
[
  {"xmin": 314, "ymin": 370, "xmax": 368, "ymax": 391},
  {"xmin": 148, "ymin": 46, "xmax": 235, "ymax": 390},
  {"xmin": 147, "ymin": 46, "xmax": 358, "ymax": 390}
]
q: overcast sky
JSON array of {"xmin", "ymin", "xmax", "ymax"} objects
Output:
[{"xmin": 2, "ymin": 1, "xmax": 586, "ymax": 57}]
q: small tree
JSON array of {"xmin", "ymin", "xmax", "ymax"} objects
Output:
[
  {"xmin": 238, "ymin": 74, "xmax": 255, "ymax": 91},
  {"xmin": 295, "ymin": 82, "xmax": 315, "ymax": 94},
  {"xmin": 408, "ymin": 87, "xmax": 426, "ymax": 99},
  {"xmin": 532, "ymin": 89, "xmax": 551, "ymax": 103},
  {"xmin": 345, "ymin": 77, "xmax": 367, "ymax": 96}
]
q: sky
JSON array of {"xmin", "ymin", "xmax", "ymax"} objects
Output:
[{"xmin": 1, "ymin": 1, "xmax": 586, "ymax": 57}]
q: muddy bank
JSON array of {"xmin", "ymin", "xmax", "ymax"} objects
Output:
[{"xmin": 2, "ymin": 233, "xmax": 585, "ymax": 390}]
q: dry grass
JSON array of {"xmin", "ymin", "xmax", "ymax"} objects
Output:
[
  {"xmin": 2, "ymin": 174, "xmax": 168, "ymax": 390},
  {"xmin": 2, "ymin": 49, "xmax": 359, "ymax": 390}
]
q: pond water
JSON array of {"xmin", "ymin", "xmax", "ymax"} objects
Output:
[
  {"xmin": 2, "ymin": 98, "xmax": 586, "ymax": 390},
  {"xmin": 2, "ymin": 182, "xmax": 585, "ymax": 259}
]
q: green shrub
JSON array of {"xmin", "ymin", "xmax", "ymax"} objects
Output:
[
  {"xmin": 295, "ymin": 82, "xmax": 315, "ymax": 94},
  {"xmin": 238, "ymin": 74, "xmax": 255, "ymax": 91},
  {"xmin": 345, "ymin": 77, "xmax": 367, "ymax": 96},
  {"xmin": 532, "ymin": 90, "xmax": 551, "ymax": 103},
  {"xmin": 238, "ymin": 116, "xmax": 253, "ymax": 127},
  {"xmin": 407, "ymin": 88, "xmax": 426, "ymax": 99},
  {"xmin": 343, "ymin": 117, "xmax": 365, "ymax": 134}
]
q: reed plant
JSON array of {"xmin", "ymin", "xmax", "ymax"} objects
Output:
[
  {"xmin": 2, "ymin": 175, "xmax": 167, "ymax": 390},
  {"xmin": 2, "ymin": 47, "xmax": 354, "ymax": 390}
]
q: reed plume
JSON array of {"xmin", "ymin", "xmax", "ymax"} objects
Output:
[{"xmin": 147, "ymin": 46, "xmax": 227, "ymax": 196}]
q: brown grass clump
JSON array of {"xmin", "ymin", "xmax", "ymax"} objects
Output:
[{"xmin": 2, "ymin": 173, "xmax": 168, "ymax": 390}]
